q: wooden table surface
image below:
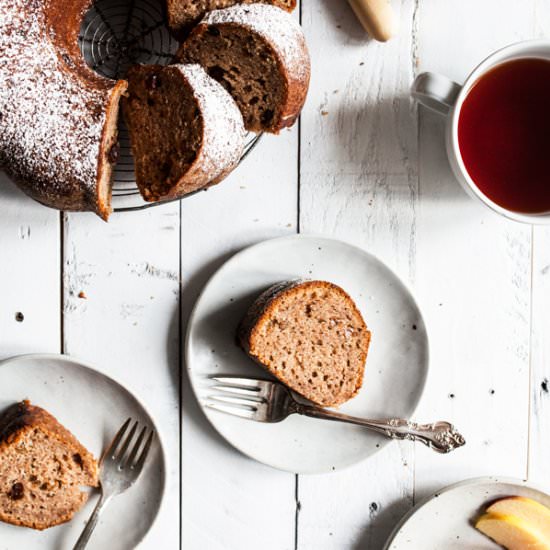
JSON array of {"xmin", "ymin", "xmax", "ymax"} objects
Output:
[{"xmin": 1, "ymin": 1, "xmax": 549, "ymax": 548}]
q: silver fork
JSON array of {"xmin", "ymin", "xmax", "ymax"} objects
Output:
[
  {"xmin": 206, "ymin": 377, "xmax": 465, "ymax": 453},
  {"xmin": 73, "ymin": 418, "xmax": 155, "ymax": 550}
]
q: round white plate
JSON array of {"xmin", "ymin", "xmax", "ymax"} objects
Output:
[
  {"xmin": 186, "ymin": 234, "xmax": 429, "ymax": 474},
  {"xmin": 0, "ymin": 354, "xmax": 165, "ymax": 550},
  {"xmin": 384, "ymin": 477, "xmax": 550, "ymax": 549}
]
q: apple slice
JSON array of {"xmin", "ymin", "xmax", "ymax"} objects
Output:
[
  {"xmin": 475, "ymin": 512, "xmax": 550, "ymax": 550},
  {"xmin": 487, "ymin": 497, "xmax": 550, "ymax": 539}
]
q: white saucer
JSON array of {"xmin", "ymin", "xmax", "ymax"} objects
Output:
[
  {"xmin": 384, "ymin": 477, "xmax": 550, "ymax": 549},
  {"xmin": 186, "ymin": 235, "xmax": 429, "ymax": 474},
  {"xmin": 0, "ymin": 354, "xmax": 166, "ymax": 550}
]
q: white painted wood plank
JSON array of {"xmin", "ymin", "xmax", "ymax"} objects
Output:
[
  {"xmin": 413, "ymin": 0, "xmax": 532, "ymax": 499},
  {"xmin": 180, "ymin": 132, "xmax": 299, "ymax": 548},
  {"xmin": 179, "ymin": 5, "xmax": 302, "ymax": 547},
  {"xmin": 62, "ymin": 207, "xmax": 180, "ymax": 549},
  {"xmin": 529, "ymin": 0, "xmax": 550, "ymax": 488},
  {"xmin": 530, "ymin": 226, "xmax": 550, "ymax": 484},
  {"xmin": 0, "ymin": 174, "xmax": 60, "ymax": 358},
  {"xmin": 297, "ymin": 1, "xmax": 418, "ymax": 548}
]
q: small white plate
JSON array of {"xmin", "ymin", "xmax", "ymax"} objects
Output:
[
  {"xmin": 0, "ymin": 354, "xmax": 165, "ymax": 550},
  {"xmin": 186, "ymin": 234, "xmax": 429, "ymax": 474},
  {"xmin": 384, "ymin": 477, "xmax": 550, "ymax": 549}
]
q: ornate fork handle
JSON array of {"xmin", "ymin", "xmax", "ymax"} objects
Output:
[{"xmin": 294, "ymin": 404, "xmax": 466, "ymax": 453}]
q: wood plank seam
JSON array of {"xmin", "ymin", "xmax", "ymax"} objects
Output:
[
  {"xmin": 295, "ymin": 0, "xmax": 303, "ymax": 547},
  {"xmin": 179, "ymin": 200, "xmax": 184, "ymax": 550},
  {"xmin": 60, "ymin": 212, "xmax": 65, "ymax": 355}
]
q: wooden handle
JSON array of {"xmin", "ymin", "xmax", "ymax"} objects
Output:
[{"xmin": 347, "ymin": 0, "xmax": 396, "ymax": 42}]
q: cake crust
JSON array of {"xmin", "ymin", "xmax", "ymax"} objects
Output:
[{"xmin": 166, "ymin": 0, "xmax": 297, "ymax": 38}]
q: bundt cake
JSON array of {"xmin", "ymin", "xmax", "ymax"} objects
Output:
[
  {"xmin": 166, "ymin": 0, "xmax": 296, "ymax": 38},
  {"xmin": 238, "ymin": 280, "xmax": 371, "ymax": 407},
  {"xmin": 0, "ymin": 0, "xmax": 127, "ymax": 220},
  {"xmin": 0, "ymin": 400, "xmax": 99, "ymax": 530},
  {"xmin": 176, "ymin": 4, "xmax": 311, "ymax": 133},
  {"xmin": 122, "ymin": 63, "xmax": 245, "ymax": 202},
  {"xmin": 1, "ymin": 1, "xmax": 310, "ymax": 217}
]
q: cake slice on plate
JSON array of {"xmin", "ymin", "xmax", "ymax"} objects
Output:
[
  {"xmin": 0, "ymin": 400, "xmax": 98, "ymax": 530},
  {"xmin": 238, "ymin": 280, "xmax": 371, "ymax": 407}
]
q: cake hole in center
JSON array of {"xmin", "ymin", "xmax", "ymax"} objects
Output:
[{"xmin": 79, "ymin": 0, "xmax": 179, "ymax": 80}]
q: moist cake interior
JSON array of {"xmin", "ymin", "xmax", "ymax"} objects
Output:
[
  {"xmin": 123, "ymin": 66, "xmax": 204, "ymax": 201},
  {"xmin": 179, "ymin": 25, "xmax": 286, "ymax": 132}
]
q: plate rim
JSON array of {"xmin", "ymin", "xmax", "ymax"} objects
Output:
[
  {"xmin": 382, "ymin": 475, "xmax": 550, "ymax": 549},
  {"xmin": 0, "ymin": 352, "xmax": 168, "ymax": 548},
  {"xmin": 185, "ymin": 233, "xmax": 431, "ymax": 474}
]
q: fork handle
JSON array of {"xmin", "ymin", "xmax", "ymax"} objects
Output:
[
  {"xmin": 295, "ymin": 404, "xmax": 465, "ymax": 453},
  {"xmin": 73, "ymin": 492, "xmax": 112, "ymax": 550}
]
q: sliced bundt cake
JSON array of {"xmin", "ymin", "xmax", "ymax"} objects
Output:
[
  {"xmin": 238, "ymin": 280, "xmax": 371, "ymax": 407},
  {"xmin": 176, "ymin": 4, "xmax": 310, "ymax": 133},
  {"xmin": 167, "ymin": 0, "xmax": 296, "ymax": 37},
  {"xmin": 122, "ymin": 63, "xmax": 245, "ymax": 202},
  {"xmin": 0, "ymin": 401, "xmax": 98, "ymax": 530}
]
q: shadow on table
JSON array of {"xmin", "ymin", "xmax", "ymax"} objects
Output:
[
  {"xmin": 176, "ymin": 248, "xmax": 252, "ymax": 455},
  {"xmin": 352, "ymin": 497, "xmax": 413, "ymax": 550},
  {"xmin": 0, "ymin": 172, "xmax": 50, "ymax": 220},
  {"xmin": 0, "ymin": 172, "xmax": 21, "ymax": 198},
  {"xmin": 318, "ymin": 0, "xmax": 373, "ymax": 44},
  {"xmin": 306, "ymin": 96, "xmax": 469, "ymax": 207}
]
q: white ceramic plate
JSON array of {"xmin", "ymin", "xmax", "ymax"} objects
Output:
[
  {"xmin": 384, "ymin": 476, "xmax": 550, "ymax": 549},
  {"xmin": 186, "ymin": 235, "xmax": 429, "ymax": 474},
  {"xmin": 0, "ymin": 354, "xmax": 165, "ymax": 550}
]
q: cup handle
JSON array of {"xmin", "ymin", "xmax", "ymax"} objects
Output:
[{"xmin": 411, "ymin": 72, "xmax": 462, "ymax": 115}]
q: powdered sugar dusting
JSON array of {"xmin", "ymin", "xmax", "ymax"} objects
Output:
[
  {"xmin": 0, "ymin": 0, "xmax": 113, "ymax": 212},
  {"xmin": 176, "ymin": 64, "xmax": 245, "ymax": 181},
  {"xmin": 177, "ymin": 0, "xmax": 295, "ymax": 28},
  {"xmin": 202, "ymin": 3, "xmax": 310, "ymax": 81}
]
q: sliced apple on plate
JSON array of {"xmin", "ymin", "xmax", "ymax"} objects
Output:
[
  {"xmin": 475, "ymin": 512, "xmax": 550, "ymax": 549},
  {"xmin": 475, "ymin": 495, "xmax": 550, "ymax": 550},
  {"xmin": 486, "ymin": 497, "xmax": 550, "ymax": 539}
]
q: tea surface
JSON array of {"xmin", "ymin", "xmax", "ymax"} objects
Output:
[{"xmin": 458, "ymin": 57, "xmax": 550, "ymax": 214}]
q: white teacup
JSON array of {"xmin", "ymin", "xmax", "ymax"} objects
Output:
[{"xmin": 411, "ymin": 40, "xmax": 550, "ymax": 225}]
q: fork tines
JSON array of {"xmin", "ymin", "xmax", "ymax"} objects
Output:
[
  {"xmin": 205, "ymin": 401, "xmax": 258, "ymax": 419},
  {"xmin": 211, "ymin": 377, "xmax": 263, "ymax": 389},
  {"xmin": 206, "ymin": 377, "xmax": 267, "ymax": 419},
  {"xmin": 104, "ymin": 418, "xmax": 155, "ymax": 472}
]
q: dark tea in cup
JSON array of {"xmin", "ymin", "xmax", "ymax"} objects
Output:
[{"xmin": 458, "ymin": 57, "xmax": 550, "ymax": 214}]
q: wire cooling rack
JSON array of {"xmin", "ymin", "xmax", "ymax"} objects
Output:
[{"xmin": 79, "ymin": 0, "xmax": 261, "ymax": 212}]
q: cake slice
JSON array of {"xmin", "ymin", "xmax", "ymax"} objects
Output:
[
  {"xmin": 122, "ymin": 63, "xmax": 245, "ymax": 202},
  {"xmin": 166, "ymin": 0, "xmax": 296, "ymax": 38},
  {"xmin": 0, "ymin": 400, "xmax": 98, "ymax": 530},
  {"xmin": 238, "ymin": 280, "xmax": 371, "ymax": 407},
  {"xmin": 175, "ymin": 4, "xmax": 310, "ymax": 133}
]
